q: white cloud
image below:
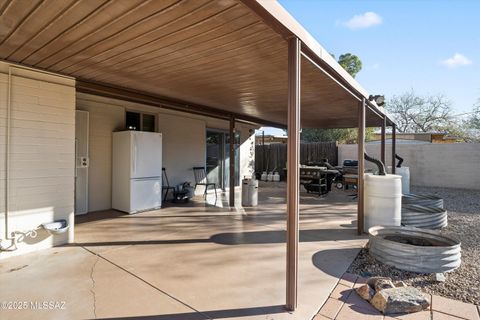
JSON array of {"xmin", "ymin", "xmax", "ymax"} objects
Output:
[
  {"xmin": 340, "ymin": 12, "xmax": 383, "ymax": 30},
  {"xmin": 441, "ymin": 53, "xmax": 472, "ymax": 68}
]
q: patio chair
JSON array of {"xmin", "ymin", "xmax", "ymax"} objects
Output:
[
  {"xmin": 162, "ymin": 168, "xmax": 176, "ymax": 201},
  {"xmin": 192, "ymin": 166, "xmax": 217, "ymax": 200}
]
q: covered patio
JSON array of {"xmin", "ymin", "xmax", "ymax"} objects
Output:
[
  {"xmin": 0, "ymin": 0, "xmax": 397, "ymax": 316},
  {"xmin": 0, "ymin": 183, "xmax": 367, "ymax": 320}
]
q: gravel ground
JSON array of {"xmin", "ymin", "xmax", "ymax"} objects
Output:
[{"xmin": 347, "ymin": 186, "xmax": 480, "ymax": 305}]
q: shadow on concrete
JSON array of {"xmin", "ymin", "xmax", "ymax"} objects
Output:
[
  {"xmin": 75, "ymin": 210, "xmax": 126, "ymax": 225},
  {"xmin": 312, "ymin": 248, "xmax": 361, "ymax": 278},
  {"xmin": 74, "ymin": 228, "xmax": 359, "ymax": 247},
  {"xmin": 98, "ymin": 305, "xmax": 286, "ymax": 320}
]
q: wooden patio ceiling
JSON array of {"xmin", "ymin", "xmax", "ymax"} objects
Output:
[{"xmin": 0, "ymin": 0, "xmax": 387, "ymax": 128}]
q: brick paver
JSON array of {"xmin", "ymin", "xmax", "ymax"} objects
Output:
[
  {"xmin": 396, "ymin": 311, "xmax": 432, "ymax": 320},
  {"xmin": 329, "ymin": 283, "xmax": 353, "ymax": 302},
  {"xmin": 314, "ymin": 273, "xmax": 480, "ymax": 320},
  {"xmin": 318, "ymin": 298, "xmax": 344, "ymax": 319},
  {"xmin": 431, "ymin": 295, "xmax": 480, "ymax": 320},
  {"xmin": 336, "ymin": 303, "xmax": 383, "ymax": 320},
  {"xmin": 431, "ymin": 311, "xmax": 465, "ymax": 319},
  {"xmin": 339, "ymin": 273, "xmax": 358, "ymax": 288}
]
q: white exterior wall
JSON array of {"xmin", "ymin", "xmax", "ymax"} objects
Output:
[
  {"xmin": 0, "ymin": 62, "xmax": 76, "ymax": 259},
  {"xmin": 339, "ymin": 143, "xmax": 480, "ymax": 190},
  {"xmin": 157, "ymin": 113, "xmax": 206, "ymax": 188},
  {"xmin": 76, "ymin": 93, "xmax": 256, "ymax": 212}
]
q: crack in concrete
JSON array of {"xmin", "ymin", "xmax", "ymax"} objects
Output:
[
  {"xmin": 81, "ymin": 246, "xmax": 209, "ymax": 319},
  {"xmin": 89, "ymin": 254, "xmax": 99, "ymax": 319}
]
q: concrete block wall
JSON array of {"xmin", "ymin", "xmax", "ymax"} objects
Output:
[
  {"xmin": 339, "ymin": 143, "xmax": 480, "ymax": 190},
  {"xmin": 76, "ymin": 93, "xmax": 256, "ymax": 213},
  {"xmin": 0, "ymin": 62, "xmax": 76, "ymax": 259}
]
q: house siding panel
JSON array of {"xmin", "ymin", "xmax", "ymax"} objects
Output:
[{"xmin": 0, "ymin": 62, "xmax": 75, "ymax": 259}]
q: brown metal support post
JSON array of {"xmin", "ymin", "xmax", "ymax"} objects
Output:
[
  {"xmin": 380, "ymin": 117, "xmax": 386, "ymax": 165},
  {"xmin": 286, "ymin": 37, "xmax": 300, "ymax": 311},
  {"xmin": 391, "ymin": 124, "xmax": 396, "ymax": 174},
  {"xmin": 229, "ymin": 115, "xmax": 235, "ymax": 207},
  {"xmin": 357, "ymin": 98, "xmax": 366, "ymax": 235}
]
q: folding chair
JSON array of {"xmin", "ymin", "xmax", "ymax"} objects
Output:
[{"xmin": 192, "ymin": 167, "xmax": 217, "ymax": 200}]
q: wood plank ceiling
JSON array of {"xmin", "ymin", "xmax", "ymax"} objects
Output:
[{"xmin": 0, "ymin": 0, "xmax": 382, "ymax": 128}]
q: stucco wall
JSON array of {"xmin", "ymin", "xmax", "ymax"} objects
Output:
[
  {"xmin": 76, "ymin": 93, "xmax": 256, "ymax": 212},
  {"xmin": 0, "ymin": 62, "xmax": 76, "ymax": 259},
  {"xmin": 338, "ymin": 143, "xmax": 480, "ymax": 190}
]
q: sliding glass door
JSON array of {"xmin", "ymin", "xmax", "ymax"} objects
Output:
[{"xmin": 206, "ymin": 130, "xmax": 240, "ymax": 190}]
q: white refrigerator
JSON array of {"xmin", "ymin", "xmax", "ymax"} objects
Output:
[{"xmin": 112, "ymin": 131, "xmax": 162, "ymax": 213}]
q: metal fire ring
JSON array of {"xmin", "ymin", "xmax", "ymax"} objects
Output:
[{"xmin": 368, "ymin": 225, "xmax": 461, "ymax": 274}]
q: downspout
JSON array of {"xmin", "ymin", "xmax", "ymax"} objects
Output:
[
  {"xmin": 1, "ymin": 66, "xmax": 17, "ymax": 251},
  {"xmin": 364, "ymin": 152, "xmax": 386, "ymax": 176},
  {"xmin": 395, "ymin": 154, "xmax": 404, "ymax": 168}
]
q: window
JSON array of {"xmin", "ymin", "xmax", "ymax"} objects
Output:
[{"xmin": 125, "ymin": 111, "xmax": 156, "ymax": 132}]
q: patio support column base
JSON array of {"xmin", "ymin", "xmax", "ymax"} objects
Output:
[{"xmin": 286, "ymin": 36, "xmax": 301, "ymax": 311}]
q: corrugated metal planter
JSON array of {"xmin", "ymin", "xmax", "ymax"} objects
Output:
[
  {"xmin": 402, "ymin": 193, "xmax": 444, "ymax": 209},
  {"xmin": 368, "ymin": 226, "xmax": 461, "ymax": 274},
  {"xmin": 402, "ymin": 204, "xmax": 448, "ymax": 229}
]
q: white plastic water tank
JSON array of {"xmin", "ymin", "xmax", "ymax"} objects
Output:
[
  {"xmin": 261, "ymin": 172, "xmax": 268, "ymax": 181},
  {"xmin": 364, "ymin": 174, "xmax": 402, "ymax": 232},
  {"xmin": 242, "ymin": 178, "xmax": 258, "ymax": 206},
  {"xmin": 388, "ymin": 166, "xmax": 410, "ymax": 194},
  {"xmin": 273, "ymin": 171, "xmax": 280, "ymax": 182}
]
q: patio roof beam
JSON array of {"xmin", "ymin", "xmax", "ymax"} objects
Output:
[
  {"xmin": 357, "ymin": 98, "xmax": 366, "ymax": 235},
  {"xmin": 75, "ymin": 80, "xmax": 285, "ymax": 129},
  {"xmin": 286, "ymin": 36, "xmax": 301, "ymax": 311},
  {"xmin": 300, "ymin": 51, "xmax": 392, "ymax": 129},
  {"xmin": 300, "ymin": 52, "xmax": 361, "ymax": 103}
]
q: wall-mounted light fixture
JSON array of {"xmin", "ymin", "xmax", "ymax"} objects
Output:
[{"xmin": 369, "ymin": 95, "xmax": 385, "ymax": 107}]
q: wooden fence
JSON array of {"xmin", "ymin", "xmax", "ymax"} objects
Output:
[{"xmin": 255, "ymin": 142, "xmax": 338, "ymax": 180}]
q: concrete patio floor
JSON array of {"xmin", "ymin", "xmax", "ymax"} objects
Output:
[{"xmin": 0, "ymin": 182, "xmax": 367, "ymax": 320}]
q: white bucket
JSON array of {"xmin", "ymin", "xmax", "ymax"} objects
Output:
[{"xmin": 364, "ymin": 174, "xmax": 402, "ymax": 232}]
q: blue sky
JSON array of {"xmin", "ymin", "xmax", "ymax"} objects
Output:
[{"xmin": 261, "ymin": 0, "xmax": 479, "ymax": 135}]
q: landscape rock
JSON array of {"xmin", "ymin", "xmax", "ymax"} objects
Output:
[
  {"xmin": 431, "ymin": 273, "xmax": 446, "ymax": 283},
  {"xmin": 370, "ymin": 287, "xmax": 430, "ymax": 315},
  {"xmin": 394, "ymin": 281, "xmax": 408, "ymax": 288},
  {"xmin": 356, "ymin": 284, "xmax": 375, "ymax": 301},
  {"xmin": 367, "ymin": 277, "xmax": 395, "ymax": 292}
]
